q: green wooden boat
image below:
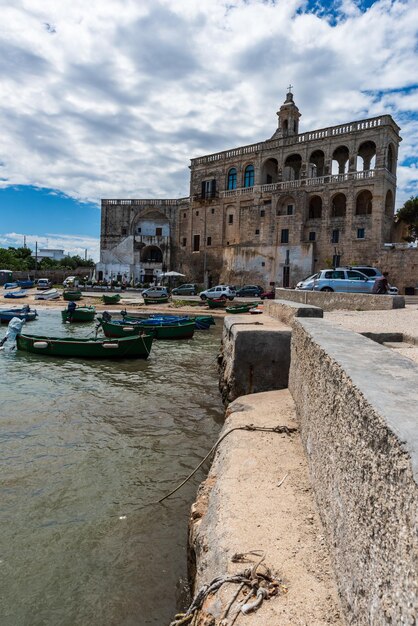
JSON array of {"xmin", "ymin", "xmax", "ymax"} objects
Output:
[
  {"xmin": 102, "ymin": 293, "xmax": 121, "ymax": 304},
  {"xmin": 143, "ymin": 295, "xmax": 169, "ymax": 305},
  {"xmin": 63, "ymin": 290, "xmax": 83, "ymax": 301},
  {"xmin": 226, "ymin": 302, "xmax": 260, "ymax": 314},
  {"xmin": 207, "ymin": 297, "xmax": 227, "ymax": 309},
  {"xmin": 16, "ymin": 332, "xmax": 153, "ymax": 359},
  {"xmin": 61, "ymin": 306, "xmax": 96, "ymax": 323},
  {"xmin": 98, "ymin": 317, "xmax": 195, "ymax": 340}
]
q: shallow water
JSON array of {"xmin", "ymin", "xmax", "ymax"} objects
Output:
[{"xmin": 0, "ymin": 311, "xmax": 224, "ymax": 626}]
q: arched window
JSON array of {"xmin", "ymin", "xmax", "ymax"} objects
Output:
[
  {"xmin": 227, "ymin": 168, "xmax": 237, "ymax": 190},
  {"xmin": 261, "ymin": 158, "xmax": 278, "ymax": 184},
  {"xmin": 357, "ymin": 141, "xmax": 376, "ymax": 171},
  {"xmin": 244, "ymin": 165, "xmax": 254, "ymax": 188},
  {"xmin": 141, "ymin": 245, "xmax": 163, "ymax": 263},
  {"xmin": 308, "ymin": 196, "xmax": 322, "ymax": 219},
  {"xmin": 332, "ymin": 146, "xmax": 349, "ymax": 175},
  {"xmin": 284, "ymin": 153, "xmax": 302, "ymax": 181},
  {"xmin": 385, "ymin": 190, "xmax": 394, "ymax": 217},
  {"xmin": 356, "ymin": 190, "xmax": 373, "ymax": 215},
  {"xmin": 387, "ymin": 144, "xmax": 395, "ymax": 173},
  {"xmin": 309, "ymin": 150, "xmax": 325, "ymax": 178},
  {"xmin": 331, "ymin": 193, "xmax": 347, "ymax": 218}
]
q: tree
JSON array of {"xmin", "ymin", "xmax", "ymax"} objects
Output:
[{"xmin": 396, "ymin": 196, "xmax": 418, "ymax": 241}]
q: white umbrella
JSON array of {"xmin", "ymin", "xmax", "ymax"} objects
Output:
[{"xmin": 160, "ymin": 271, "xmax": 186, "ymax": 277}]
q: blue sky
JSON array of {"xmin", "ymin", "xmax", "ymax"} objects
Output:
[{"xmin": 1, "ymin": 0, "xmax": 417, "ymax": 260}]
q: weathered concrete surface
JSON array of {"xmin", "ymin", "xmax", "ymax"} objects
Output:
[
  {"xmin": 218, "ymin": 314, "xmax": 291, "ymax": 404},
  {"xmin": 275, "ymin": 287, "xmax": 405, "ymax": 310},
  {"xmin": 264, "ymin": 298, "xmax": 323, "ymax": 325},
  {"xmin": 189, "ymin": 390, "xmax": 343, "ymax": 625},
  {"xmin": 289, "ymin": 318, "xmax": 418, "ymax": 625}
]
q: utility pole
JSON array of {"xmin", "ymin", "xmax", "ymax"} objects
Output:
[
  {"xmin": 85, "ymin": 248, "xmax": 87, "ymax": 261},
  {"xmin": 35, "ymin": 241, "xmax": 38, "ymax": 277}
]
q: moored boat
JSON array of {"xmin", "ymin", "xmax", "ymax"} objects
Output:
[
  {"xmin": 0, "ymin": 306, "xmax": 37, "ymax": 323},
  {"xmin": 35, "ymin": 289, "xmax": 61, "ymax": 300},
  {"xmin": 207, "ymin": 297, "xmax": 227, "ymax": 309},
  {"xmin": 61, "ymin": 306, "xmax": 96, "ymax": 323},
  {"xmin": 225, "ymin": 302, "xmax": 259, "ymax": 314},
  {"xmin": 143, "ymin": 295, "xmax": 170, "ymax": 305},
  {"xmin": 98, "ymin": 317, "xmax": 195, "ymax": 340},
  {"xmin": 4, "ymin": 290, "xmax": 28, "ymax": 299},
  {"xmin": 102, "ymin": 293, "xmax": 121, "ymax": 304},
  {"xmin": 63, "ymin": 290, "xmax": 83, "ymax": 301},
  {"xmin": 17, "ymin": 280, "xmax": 34, "ymax": 288},
  {"xmin": 16, "ymin": 332, "xmax": 153, "ymax": 359},
  {"xmin": 122, "ymin": 313, "xmax": 215, "ymax": 330}
]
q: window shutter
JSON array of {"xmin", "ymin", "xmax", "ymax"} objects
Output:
[
  {"xmin": 211, "ymin": 179, "xmax": 216, "ymax": 197},
  {"xmin": 201, "ymin": 181, "xmax": 206, "ymax": 198}
]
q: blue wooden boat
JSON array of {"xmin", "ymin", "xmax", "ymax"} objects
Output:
[
  {"xmin": 4, "ymin": 290, "xmax": 28, "ymax": 299},
  {"xmin": 3, "ymin": 282, "xmax": 18, "ymax": 290},
  {"xmin": 0, "ymin": 306, "xmax": 38, "ymax": 323},
  {"xmin": 123, "ymin": 313, "xmax": 215, "ymax": 330},
  {"xmin": 17, "ymin": 280, "xmax": 34, "ymax": 288}
]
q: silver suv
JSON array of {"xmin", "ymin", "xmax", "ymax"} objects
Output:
[
  {"xmin": 199, "ymin": 285, "xmax": 236, "ymax": 301},
  {"xmin": 296, "ymin": 269, "xmax": 375, "ymax": 293}
]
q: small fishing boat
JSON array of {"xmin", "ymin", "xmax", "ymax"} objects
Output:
[
  {"xmin": 143, "ymin": 295, "xmax": 169, "ymax": 305},
  {"xmin": 225, "ymin": 302, "xmax": 259, "ymax": 314},
  {"xmin": 98, "ymin": 317, "xmax": 195, "ymax": 340},
  {"xmin": 207, "ymin": 297, "xmax": 227, "ymax": 309},
  {"xmin": 0, "ymin": 306, "xmax": 38, "ymax": 323},
  {"xmin": 63, "ymin": 290, "xmax": 83, "ymax": 301},
  {"xmin": 61, "ymin": 306, "xmax": 96, "ymax": 323},
  {"xmin": 4, "ymin": 289, "xmax": 28, "ymax": 299},
  {"xmin": 35, "ymin": 289, "xmax": 61, "ymax": 301},
  {"xmin": 102, "ymin": 293, "xmax": 121, "ymax": 304},
  {"xmin": 17, "ymin": 280, "xmax": 34, "ymax": 288},
  {"xmin": 16, "ymin": 332, "xmax": 154, "ymax": 359},
  {"xmin": 3, "ymin": 282, "xmax": 19, "ymax": 290},
  {"xmin": 122, "ymin": 313, "xmax": 215, "ymax": 330}
]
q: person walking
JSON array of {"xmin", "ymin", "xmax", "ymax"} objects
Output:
[{"xmin": 372, "ymin": 272, "xmax": 389, "ymax": 294}]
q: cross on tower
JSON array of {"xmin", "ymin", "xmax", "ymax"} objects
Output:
[{"xmin": 287, "ymin": 83, "xmax": 293, "ymax": 93}]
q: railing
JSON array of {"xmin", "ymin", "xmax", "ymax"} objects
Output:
[
  {"xmin": 191, "ymin": 115, "xmax": 393, "ymax": 166},
  {"xmin": 222, "ymin": 169, "xmax": 378, "ymax": 198},
  {"xmin": 103, "ymin": 198, "xmax": 185, "ymax": 206}
]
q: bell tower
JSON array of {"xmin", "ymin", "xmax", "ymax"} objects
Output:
[{"xmin": 274, "ymin": 86, "xmax": 301, "ymax": 138}]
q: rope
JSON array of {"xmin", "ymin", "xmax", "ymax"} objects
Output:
[
  {"xmin": 157, "ymin": 424, "xmax": 296, "ymax": 504},
  {"xmin": 170, "ymin": 550, "xmax": 287, "ymax": 626}
]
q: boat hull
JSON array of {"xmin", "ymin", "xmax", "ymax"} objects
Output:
[
  {"xmin": 0, "ymin": 308, "xmax": 37, "ymax": 323},
  {"xmin": 99, "ymin": 318, "xmax": 195, "ymax": 340},
  {"xmin": 61, "ymin": 307, "xmax": 96, "ymax": 323},
  {"xmin": 207, "ymin": 298, "xmax": 227, "ymax": 309},
  {"xmin": 143, "ymin": 296, "xmax": 169, "ymax": 304},
  {"xmin": 63, "ymin": 291, "xmax": 82, "ymax": 301},
  {"xmin": 4, "ymin": 290, "xmax": 27, "ymax": 299},
  {"xmin": 102, "ymin": 294, "xmax": 121, "ymax": 304},
  {"xmin": 16, "ymin": 333, "xmax": 153, "ymax": 359}
]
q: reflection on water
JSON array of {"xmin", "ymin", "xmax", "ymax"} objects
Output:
[{"xmin": 0, "ymin": 311, "xmax": 224, "ymax": 626}]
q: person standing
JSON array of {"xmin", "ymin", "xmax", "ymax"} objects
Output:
[{"xmin": 372, "ymin": 272, "xmax": 389, "ymax": 294}]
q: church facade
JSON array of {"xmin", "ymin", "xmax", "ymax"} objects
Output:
[{"xmin": 98, "ymin": 90, "xmax": 401, "ymax": 288}]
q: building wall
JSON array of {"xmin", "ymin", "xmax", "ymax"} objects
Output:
[{"xmin": 99, "ymin": 98, "xmax": 406, "ymax": 290}]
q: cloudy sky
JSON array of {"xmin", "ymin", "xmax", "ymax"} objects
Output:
[{"xmin": 0, "ymin": 0, "xmax": 417, "ymax": 260}]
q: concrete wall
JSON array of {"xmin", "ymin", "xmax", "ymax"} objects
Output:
[
  {"xmin": 289, "ymin": 318, "xmax": 418, "ymax": 625},
  {"xmin": 275, "ymin": 287, "xmax": 405, "ymax": 310},
  {"xmin": 218, "ymin": 315, "xmax": 291, "ymax": 403}
]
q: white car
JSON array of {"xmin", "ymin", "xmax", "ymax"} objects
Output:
[
  {"xmin": 36, "ymin": 278, "xmax": 53, "ymax": 290},
  {"xmin": 63, "ymin": 276, "xmax": 78, "ymax": 287},
  {"xmin": 199, "ymin": 285, "xmax": 236, "ymax": 301}
]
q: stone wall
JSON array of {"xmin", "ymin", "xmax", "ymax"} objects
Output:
[
  {"xmin": 275, "ymin": 287, "xmax": 405, "ymax": 310},
  {"xmin": 289, "ymin": 318, "xmax": 418, "ymax": 625}
]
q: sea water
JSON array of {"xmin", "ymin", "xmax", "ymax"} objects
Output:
[{"xmin": 0, "ymin": 310, "xmax": 224, "ymax": 625}]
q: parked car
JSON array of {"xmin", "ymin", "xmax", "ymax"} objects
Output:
[
  {"xmin": 199, "ymin": 285, "xmax": 236, "ymax": 301},
  {"xmin": 296, "ymin": 269, "xmax": 380, "ymax": 293},
  {"xmin": 142, "ymin": 286, "xmax": 169, "ymax": 298},
  {"xmin": 260, "ymin": 290, "xmax": 275, "ymax": 299},
  {"xmin": 63, "ymin": 276, "xmax": 79, "ymax": 287},
  {"xmin": 36, "ymin": 278, "xmax": 53, "ymax": 290},
  {"xmin": 236, "ymin": 285, "xmax": 263, "ymax": 297},
  {"xmin": 348, "ymin": 266, "xmax": 398, "ymax": 294},
  {"xmin": 171, "ymin": 283, "xmax": 197, "ymax": 296}
]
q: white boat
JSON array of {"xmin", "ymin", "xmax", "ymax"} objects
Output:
[{"xmin": 34, "ymin": 288, "xmax": 61, "ymax": 300}]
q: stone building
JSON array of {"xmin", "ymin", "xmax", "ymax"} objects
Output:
[{"xmin": 98, "ymin": 90, "xmax": 402, "ymax": 288}]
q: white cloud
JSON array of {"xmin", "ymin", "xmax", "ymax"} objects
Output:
[
  {"xmin": 0, "ymin": 232, "xmax": 100, "ymax": 261},
  {"xmin": 0, "ymin": 0, "xmax": 417, "ymax": 204}
]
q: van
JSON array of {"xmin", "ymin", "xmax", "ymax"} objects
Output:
[{"xmin": 37, "ymin": 278, "xmax": 53, "ymax": 290}]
